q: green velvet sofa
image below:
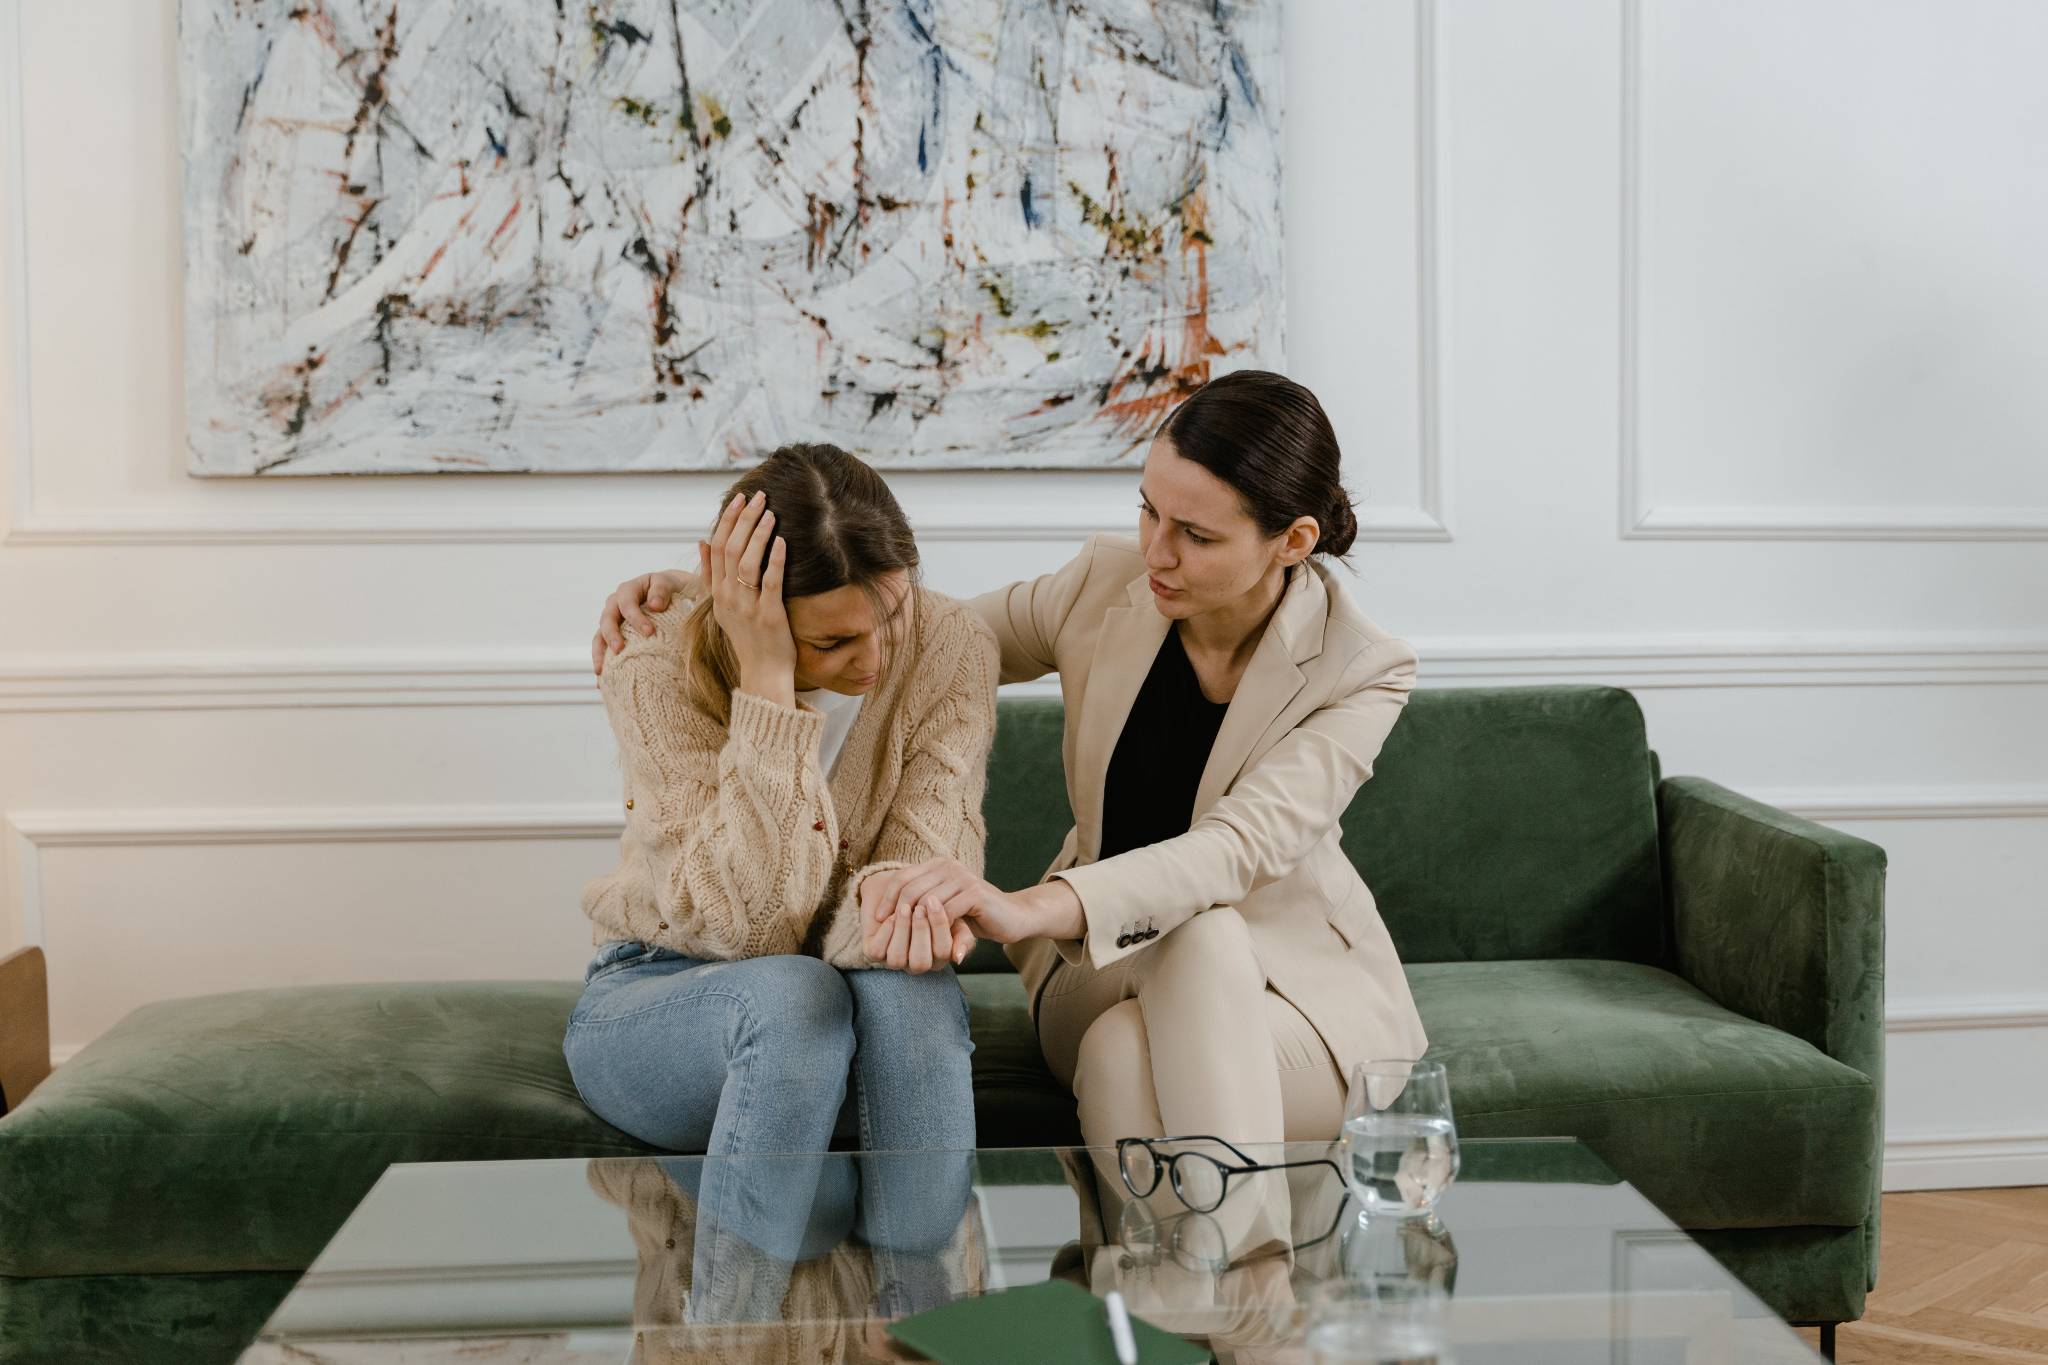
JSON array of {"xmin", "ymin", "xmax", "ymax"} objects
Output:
[{"xmin": 0, "ymin": 685, "xmax": 1885, "ymax": 1364}]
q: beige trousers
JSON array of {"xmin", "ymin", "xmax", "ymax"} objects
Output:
[{"xmin": 1034, "ymin": 907, "xmax": 1349, "ymax": 1149}]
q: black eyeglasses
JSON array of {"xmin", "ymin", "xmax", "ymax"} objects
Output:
[{"xmin": 1116, "ymin": 1135, "xmax": 1344, "ymax": 1215}]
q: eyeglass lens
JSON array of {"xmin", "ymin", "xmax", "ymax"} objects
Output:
[
  {"xmin": 1170, "ymin": 1152, "xmax": 1230, "ymax": 1212},
  {"xmin": 1120, "ymin": 1141, "xmax": 1163, "ymax": 1196}
]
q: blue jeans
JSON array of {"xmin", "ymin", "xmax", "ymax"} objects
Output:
[{"xmin": 565, "ymin": 944, "xmax": 977, "ymax": 1319}]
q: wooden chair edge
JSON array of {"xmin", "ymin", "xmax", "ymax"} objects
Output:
[{"xmin": 0, "ymin": 945, "xmax": 51, "ymax": 1115}]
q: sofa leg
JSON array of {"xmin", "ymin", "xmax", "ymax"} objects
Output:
[{"xmin": 1791, "ymin": 1321, "xmax": 1838, "ymax": 1360}]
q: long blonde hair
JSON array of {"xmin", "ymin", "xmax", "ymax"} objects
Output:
[{"xmin": 685, "ymin": 443, "xmax": 922, "ymax": 729}]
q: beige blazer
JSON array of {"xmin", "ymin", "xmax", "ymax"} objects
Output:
[{"xmin": 969, "ymin": 534, "xmax": 1428, "ymax": 1076}]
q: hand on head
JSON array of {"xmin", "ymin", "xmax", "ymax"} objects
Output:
[
  {"xmin": 697, "ymin": 491, "xmax": 800, "ymax": 708},
  {"xmin": 588, "ymin": 490, "xmax": 803, "ymax": 704}
]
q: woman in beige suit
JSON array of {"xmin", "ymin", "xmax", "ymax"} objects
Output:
[{"xmin": 596, "ymin": 371, "xmax": 1424, "ymax": 1154}]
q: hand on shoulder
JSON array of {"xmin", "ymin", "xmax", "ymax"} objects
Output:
[{"xmin": 593, "ymin": 569, "xmax": 700, "ymax": 674}]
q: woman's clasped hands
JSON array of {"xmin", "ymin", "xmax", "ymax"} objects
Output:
[
  {"xmin": 858, "ymin": 862, "xmax": 978, "ymax": 974},
  {"xmin": 857, "ymin": 860, "xmax": 1089, "ymax": 973}
]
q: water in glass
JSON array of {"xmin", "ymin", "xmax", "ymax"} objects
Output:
[
  {"xmin": 1342, "ymin": 1113, "xmax": 1458, "ymax": 1217},
  {"xmin": 1342, "ymin": 1060, "xmax": 1460, "ymax": 1219}
]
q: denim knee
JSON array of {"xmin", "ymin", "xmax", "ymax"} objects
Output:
[
  {"xmin": 706, "ymin": 955, "xmax": 857, "ymax": 1059},
  {"xmin": 846, "ymin": 965, "xmax": 972, "ymax": 1046}
]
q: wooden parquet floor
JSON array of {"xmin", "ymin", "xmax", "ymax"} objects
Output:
[{"xmin": 1794, "ymin": 1187, "xmax": 2048, "ymax": 1363}]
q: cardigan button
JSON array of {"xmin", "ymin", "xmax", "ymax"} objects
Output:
[
  {"xmin": 625, "ymin": 798, "xmax": 634, "ymax": 810},
  {"xmin": 813, "ymin": 821, "xmax": 825, "ymax": 831},
  {"xmin": 657, "ymin": 922, "xmax": 667, "ymax": 931},
  {"xmin": 664, "ymin": 1238, "xmax": 675, "ymax": 1250},
  {"xmin": 840, "ymin": 839, "xmax": 849, "ymax": 849}
]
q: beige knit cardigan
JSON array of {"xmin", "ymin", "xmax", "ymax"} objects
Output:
[{"xmin": 580, "ymin": 586, "xmax": 999, "ymax": 970}]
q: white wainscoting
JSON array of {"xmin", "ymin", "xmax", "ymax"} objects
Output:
[
  {"xmin": 14, "ymin": 771, "xmax": 2046, "ymax": 1189},
  {"xmin": 1619, "ymin": 0, "xmax": 2048, "ymax": 540},
  {"xmin": 4, "ymin": 632, "xmax": 2044, "ymax": 713}
]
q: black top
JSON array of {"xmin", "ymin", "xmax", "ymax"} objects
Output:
[{"xmin": 1098, "ymin": 626, "xmax": 1232, "ymax": 862}]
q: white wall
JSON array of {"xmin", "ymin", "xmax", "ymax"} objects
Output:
[{"xmin": 2, "ymin": 0, "xmax": 2043, "ymax": 1191}]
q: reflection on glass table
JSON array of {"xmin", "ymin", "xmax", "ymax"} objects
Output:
[{"xmin": 238, "ymin": 1138, "xmax": 1823, "ymax": 1365}]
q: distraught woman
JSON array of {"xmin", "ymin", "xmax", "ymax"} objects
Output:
[{"xmin": 569, "ymin": 442, "xmax": 996, "ymax": 1321}]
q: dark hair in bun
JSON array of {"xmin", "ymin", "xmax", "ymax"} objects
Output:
[{"xmin": 1156, "ymin": 370, "xmax": 1357, "ymax": 558}]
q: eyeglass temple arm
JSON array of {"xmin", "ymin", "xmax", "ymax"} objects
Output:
[
  {"xmin": 1229, "ymin": 1156, "xmax": 1345, "ymax": 1179},
  {"xmin": 1145, "ymin": 1134, "xmax": 1259, "ymax": 1164}
]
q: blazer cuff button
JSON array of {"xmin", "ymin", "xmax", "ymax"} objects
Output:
[{"xmin": 1116, "ymin": 933, "xmax": 1132, "ymax": 948}]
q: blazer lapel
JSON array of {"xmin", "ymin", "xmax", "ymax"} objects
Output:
[
  {"xmin": 1070, "ymin": 574, "xmax": 1174, "ymax": 861},
  {"xmin": 1192, "ymin": 565, "xmax": 1331, "ymax": 818}
]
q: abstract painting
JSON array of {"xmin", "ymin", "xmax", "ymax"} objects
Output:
[{"xmin": 180, "ymin": 0, "xmax": 1284, "ymax": 475}]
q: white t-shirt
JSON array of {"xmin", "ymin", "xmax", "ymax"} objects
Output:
[{"xmin": 799, "ymin": 687, "xmax": 865, "ymax": 780}]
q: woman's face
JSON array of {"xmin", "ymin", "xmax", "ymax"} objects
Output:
[
  {"xmin": 1137, "ymin": 438, "xmax": 1313, "ymax": 621},
  {"xmin": 786, "ymin": 570, "xmax": 912, "ymax": 695}
]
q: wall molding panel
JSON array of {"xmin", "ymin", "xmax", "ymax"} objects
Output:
[
  {"xmin": 5, "ymin": 804, "xmax": 627, "ymax": 948},
  {"xmin": 4, "ymin": 631, "xmax": 2042, "ymax": 712},
  {"xmin": 0, "ymin": 0, "xmax": 31, "ymax": 536},
  {"xmin": 9, "ymin": 795, "xmax": 2042, "ymax": 973},
  {"xmin": 0, "ymin": 649, "xmax": 604, "ymax": 711},
  {"xmin": 1616, "ymin": 0, "xmax": 2048, "ymax": 543},
  {"xmin": 1885, "ymin": 995, "xmax": 2048, "ymax": 1034},
  {"xmin": 3, "ymin": 498, "xmax": 1457, "ymax": 550},
  {"xmin": 1398, "ymin": 0, "xmax": 1451, "ymax": 542},
  {"xmin": 1414, "ymin": 632, "xmax": 2048, "ymax": 690},
  {"xmin": 1749, "ymin": 788, "xmax": 2048, "ymax": 823},
  {"xmin": 4, "ymin": 504, "xmax": 1143, "ymax": 548}
]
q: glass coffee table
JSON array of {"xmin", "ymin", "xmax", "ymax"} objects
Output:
[{"xmin": 237, "ymin": 1138, "xmax": 1821, "ymax": 1363}]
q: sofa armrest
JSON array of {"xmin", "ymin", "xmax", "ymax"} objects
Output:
[{"xmin": 1659, "ymin": 777, "xmax": 1886, "ymax": 1086}]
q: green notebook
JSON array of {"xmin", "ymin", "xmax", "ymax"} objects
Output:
[{"xmin": 889, "ymin": 1278, "xmax": 1211, "ymax": 1365}]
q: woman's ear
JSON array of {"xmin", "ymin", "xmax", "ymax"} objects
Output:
[{"xmin": 1276, "ymin": 516, "xmax": 1320, "ymax": 566}]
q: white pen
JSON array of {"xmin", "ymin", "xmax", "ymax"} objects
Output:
[{"xmin": 1104, "ymin": 1289, "xmax": 1139, "ymax": 1365}]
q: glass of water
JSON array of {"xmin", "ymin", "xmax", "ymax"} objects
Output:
[
  {"xmin": 1340, "ymin": 1060, "xmax": 1460, "ymax": 1220},
  {"xmin": 1305, "ymin": 1275, "xmax": 1454, "ymax": 1365}
]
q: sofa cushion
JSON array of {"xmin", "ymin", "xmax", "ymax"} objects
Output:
[
  {"xmin": 1409, "ymin": 959, "xmax": 1876, "ymax": 1230},
  {"xmin": 0, "ymin": 975, "xmax": 1079, "ymax": 1279},
  {"xmin": 0, "ymin": 982, "xmax": 654, "ymax": 1277},
  {"xmin": 1346, "ymin": 686, "xmax": 1665, "ymax": 965},
  {"xmin": 0, "ymin": 1269, "xmax": 300, "ymax": 1365},
  {"xmin": 983, "ymin": 698, "xmax": 1075, "ymax": 900},
  {"xmin": 963, "ymin": 973, "xmax": 1082, "ymax": 1148}
]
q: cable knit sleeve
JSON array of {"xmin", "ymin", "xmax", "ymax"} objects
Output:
[
  {"xmin": 818, "ymin": 608, "xmax": 1000, "ymax": 969},
  {"xmin": 586, "ymin": 639, "xmax": 839, "ymax": 960}
]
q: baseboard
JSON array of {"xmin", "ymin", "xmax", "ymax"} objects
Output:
[{"xmin": 1882, "ymin": 1132, "xmax": 2048, "ymax": 1192}]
